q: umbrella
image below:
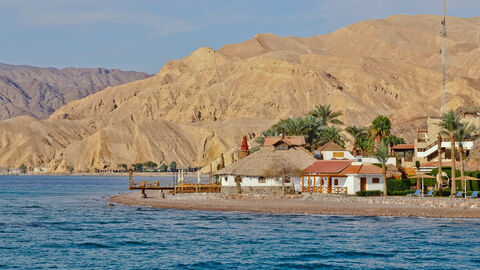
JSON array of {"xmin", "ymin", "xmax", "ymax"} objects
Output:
[
  {"xmin": 409, "ymin": 173, "xmax": 436, "ymax": 197},
  {"xmin": 197, "ymin": 170, "xmax": 201, "ymax": 184},
  {"xmin": 453, "ymin": 176, "xmax": 480, "ymax": 197}
]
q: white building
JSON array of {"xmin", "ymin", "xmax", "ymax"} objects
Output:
[
  {"xmin": 216, "ymin": 137, "xmax": 317, "ymax": 195},
  {"xmin": 315, "ymin": 142, "xmax": 355, "ymax": 160},
  {"xmin": 302, "ymin": 160, "xmax": 384, "ymax": 195}
]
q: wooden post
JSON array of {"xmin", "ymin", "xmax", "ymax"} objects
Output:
[{"xmin": 129, "ymin": 168, "xmax": 133, "ymax": 188}]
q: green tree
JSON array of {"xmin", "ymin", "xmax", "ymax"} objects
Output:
[
  {"xmin": 383, "ymin": 135, "xmax": 406, "ymax": 154},
  {"xmin": 159, "ymin": 163, "xmax": 168, "ymax": 172},
  {"xmin": 370, "ymin": 115, "xmax": 391, "ymax": 145},
  {"xmin": 309, "ymin": 104, "xmax": 343, "ymax": 126},
  {"xmin": 132, "ymin": 163, "xmax": 144, "ymax": 172},
  {"xmin": 144, "ymin": 161, "xmax": 158, "ymax": 170},
  {"xmin": 346, "ymin": 126, "xmax": 367, "ymax": 155},
  {"xmin": 315, "ymin": 126, "xmax": 346, "ymax": 148},
  {"xmin": 19, "ymin": 164, "xmax": 27, "ymax": 174},
  {"xmin": 454, "ymin": 122, "xmax": 479, "ymax": 190},
  {"xmin": 373, "ymin": 142, "xmax": 389, "ymax": 196},
  {"xmin": 119, "ymin": 164, "xmax": 128, "ymax": 172},
  {"xmin": 437, "ymin": 110, "xmax": 462, "ymax": 195},
  {"xmin": 169, "ymin": 161, "xmax": 177, "ymax": 172}
]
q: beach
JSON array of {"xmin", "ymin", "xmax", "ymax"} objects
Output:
[{"xmin": 110, "ymin": 191, "xmax": 480, "ymax": 219}]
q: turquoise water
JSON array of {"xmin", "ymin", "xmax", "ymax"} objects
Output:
[{"xmin": 1, "ymin": 175, "xmax": 480, "ymax": 269}]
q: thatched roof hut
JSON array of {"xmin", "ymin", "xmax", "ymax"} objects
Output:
[{"xmin": 215, "ymin": 146, "xmax": 316, "ymax": 177}]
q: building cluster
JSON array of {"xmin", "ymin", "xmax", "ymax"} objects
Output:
[{"xmin": 216, "ymin": 136, "xmax": 383, "ymax": 195}]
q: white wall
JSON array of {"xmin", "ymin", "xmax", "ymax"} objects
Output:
[
  {"xmin": 320, "ymin": 151, "xmax": 355, "ymax": 160},
  {"xmin": 221, "ymin": 175, "xmax": 303, "ymax": 192},
  {"xmin": 356, "ymin": 157, "xmax": 396, "ymax": 166}
]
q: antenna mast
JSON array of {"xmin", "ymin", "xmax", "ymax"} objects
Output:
[{"xmin": 441, "ymin": 0, "xmax": 447, "ymax": 114}]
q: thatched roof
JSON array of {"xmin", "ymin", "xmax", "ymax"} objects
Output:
[{"xmin": 215, "ymin": 146, "xmax": 316, "ymax": 177}]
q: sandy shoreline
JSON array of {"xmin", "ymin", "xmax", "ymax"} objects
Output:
[{"xmin": 109, "ymin": 191, "xmax": 480, "ymax": 219}]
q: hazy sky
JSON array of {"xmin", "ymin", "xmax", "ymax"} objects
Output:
[{"xmin": 0, "ymin": 0, "xmax": 478, "ymax": 73}]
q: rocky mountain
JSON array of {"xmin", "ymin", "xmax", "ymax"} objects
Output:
[
  {"xmin": 0, "ymin": 63, "xmax": 151, "ymax": 120},
  {"xmin": 1, "ymin": 14, "xmax": 480, "ymax": 172}
]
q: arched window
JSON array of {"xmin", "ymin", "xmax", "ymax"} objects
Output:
[
  {"xmin": 258, "ymin": 177, "xmax": 266, "ymax": 183},
  {"xmin": 334, "ymin": 179, "xmax": 338, "ymax": 186}
]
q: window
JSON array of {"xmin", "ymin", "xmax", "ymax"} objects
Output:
[
  {"xmin": 321, "ymin": 178, "xmax": 324, "ymax": 186},
  {"xmin": 284, "ymin": 177, "xmax": 291, "ymax": 183},
  {"xmin": 334, "ymin": 179, "xmax": 338, "ymax": 186},
  {"xmin": 372, "ymin": 178, "xmax": 380, "ymax": 184},
  {"xmin": 235, "ymin": 176, "xmax": 242, "ymax": 183},
  {"xmin": 223, "ymin": 177, "xmax": 228, "ymax": 182},
  {"xmin": 258, "ymin": 177, "xmax": 266, "ymax": 183}
]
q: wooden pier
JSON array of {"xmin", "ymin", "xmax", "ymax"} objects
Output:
[{"xmin": 128, "ymin": 169, "xmax": 221, "ymax": 195}]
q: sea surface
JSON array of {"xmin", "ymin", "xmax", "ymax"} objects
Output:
[{"xmin": 1, "ymin": 175, "xmax": 480, "ymax": 269}]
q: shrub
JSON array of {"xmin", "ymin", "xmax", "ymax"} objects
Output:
[
  {"xmin": 356, "ymin": 190, "xmax": 382, "ymax": 196},
  {"xmin": 434, "ymin": 188, "xmax": 451, "ymax": 197},
  {"xmin": 389, "ymin": 190, "xmax": 412, "ymax": 196},
  {"xmin": 387, "ymin": 179, "xmax": 411, "ymax": 193}
]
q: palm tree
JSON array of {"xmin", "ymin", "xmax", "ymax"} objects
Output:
[
  {"xmin": 273, "ymin": 117, "xmax": 309, "ymax": 136},
  {"xmin": 437, "ymin": 110, "xmax": 462, "ymax": 195},
  {"xmin": 346, "ymin": 126, "xmax": 367, "ymax": 156},
  {"xmin": 315, "ymin": 126, "xmax": 346, "ymax": 148},
  {"xmin": 304, "ymin": 115, "xmax": 324, "ymax": 151},
  {"xmin": 309, "ymin": 104, "xmax": 343, "ymax": 126},
  {"xmin": 454, "ymin": 122, "xmax": 479, "ymax": 190},
  {"xmin": 383, "ymin": 135, "xmax": 406, "ymax": 155},
  {"xmin": 370, "ymin": 115, "xmax": 391, "ymax": 146},
  {"xmin": 373, "ymin": 141, "xmax": 389, "ymax": 196}
]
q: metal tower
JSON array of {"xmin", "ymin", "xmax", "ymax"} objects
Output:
[{"xmin": 441, "ymin": 0, "xmax": 447, "ymax": 114}]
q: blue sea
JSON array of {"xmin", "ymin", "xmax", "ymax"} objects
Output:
[{"xmin": 1, "ymin": 175, "xmax": 480, "ymax": 269}]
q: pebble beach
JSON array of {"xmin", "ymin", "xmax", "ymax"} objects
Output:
[{"xmin": 110, "ymin": 191, "xmax": 480, "ymax": 219}]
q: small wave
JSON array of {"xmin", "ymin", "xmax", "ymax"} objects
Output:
[
  {"xmin": 23, "ymin": 205, "xmax": 42, "ymax": 209},
  {"xmin": 77, "ymin": 242, "xmax": 112, "ymax": 249},
  {"xmin": 336, "ymin": 250, "xmax": 391, "ymax": 258}
]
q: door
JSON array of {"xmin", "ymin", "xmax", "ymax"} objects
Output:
[{"xmin": 360, "ymin": 177, "xmax": 367, "ymax": 191}]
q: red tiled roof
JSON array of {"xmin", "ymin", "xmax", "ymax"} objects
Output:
[
  {"xmin": 283, "ymin": 136, "xmax": 306, "ymax": 146},
  {"xmin": 264, "ymin": 136, "xmax": 282, "ymax": 146},
  {"xmin": 264, "ymin": 136, "xmax": 305, "ymax": 147},
  {"xmin": 392, "ymin": 144, "xmax": 415, "ymax": 150},
  {"xmin": 358, "ymin": 164, "xmax": 383, "ymax": 174},
  {"xmin": 317, "ymin": 141, "xmax": 345, "ymax": 151},
  {"xmin": 339, "ymin": 164, "xmax": 382, "ymax": 175},
  {"xmin": 304, "ymin": 160, "xmax": 352, "ymax": 174}
]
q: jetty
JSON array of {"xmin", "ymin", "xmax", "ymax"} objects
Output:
[{"xmin": 128, "ymin": 169, "xmax": 220, "ymax": 196}]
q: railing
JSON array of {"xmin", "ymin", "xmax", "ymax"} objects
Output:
[
  {"xmin": 302, "ymin": 186, "xmax": 347, "ymax": 194},
  {"xmin": 174, "ymin": 183, "xmax": 221, "ymax": 193}
]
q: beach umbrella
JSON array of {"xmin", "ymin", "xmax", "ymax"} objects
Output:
[
  {"xmin": 409, "ymin": 173, "xmax": 436, "ymax": 197},
  {"xmin": 197, "ymin": 170, "xmax": 201, "ymax": 184},
  {"xmin": 453, "ymin": 176, "xmax": 480, "ymax": 197}
]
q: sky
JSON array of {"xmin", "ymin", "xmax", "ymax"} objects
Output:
[{"xmin": 0, "ymin": 0, "xmax": 479, "ymax": 74}]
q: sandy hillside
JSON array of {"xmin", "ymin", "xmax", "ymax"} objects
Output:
[{"xmin": 2, "ymin": 15, "xmax": 480, "ymax": 172}]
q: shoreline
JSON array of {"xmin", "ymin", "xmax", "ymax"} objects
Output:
[{"xmin": 109, "ymin": 191, "xmax": 480, "ymax": 219}]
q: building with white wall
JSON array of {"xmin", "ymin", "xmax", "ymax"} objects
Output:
[
  {"xmin": 302, "ymin": 160, "xmax": 384, "ymax": 195},
  {"xmin": 314, "ymin": 142, "xmax": 355, "ymax": 160},
  {"xmin": 216, "ymin": 137, "xmax": 316, "ymax": 195}
]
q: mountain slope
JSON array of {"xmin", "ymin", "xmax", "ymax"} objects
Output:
[
  {"xmin": 2, "ymin": 14, "xmax": 480, "ymax": 171},
  {"xmin": 0, "ymin": 63, "xmax": 151, "ymax": 120}
]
